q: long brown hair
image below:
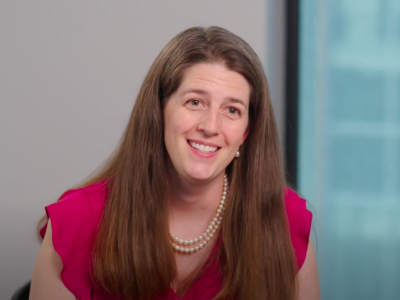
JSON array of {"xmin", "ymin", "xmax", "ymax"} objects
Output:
[{"xmin": 40, "ymin": 27, "xmax": 297, "ymax": 300}]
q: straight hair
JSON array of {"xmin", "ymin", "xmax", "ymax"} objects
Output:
[{"xmin": 39, "ymin": 26, "xmax": 297, "ymax": 300}]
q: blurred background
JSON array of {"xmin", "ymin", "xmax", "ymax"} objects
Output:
[
  {"xmin": 295, "ymin": 0, "xmax": 400, "ymax": 299},
  {"xmin": 1, "ymin": 0, "xmax": 399, "ymax": 299}
]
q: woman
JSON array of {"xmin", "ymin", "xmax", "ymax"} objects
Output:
[{"xmin": 30, "ymin": 26, "xmax": 320, "ymax": 300}]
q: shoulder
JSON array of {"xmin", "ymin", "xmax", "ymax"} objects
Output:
[
  {"xmin": 39, "ymin": 180, "xmax": 109, "ymax": 258},
  {"xmin": 38, "ymin": 180, "xmax": 108, "ymax": 300},
  {"xmin": 40, "ymin": 180, "xmax": 108, "ymax": 238},
  {"xmin": 283, "ymin": 188, "xmax": 313, "ymax": 270},
  {"xmin": 284, "ymin": 188, "xmax": 312, "ymax": 230}
]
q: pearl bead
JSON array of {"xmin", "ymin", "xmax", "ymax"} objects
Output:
[{"xmin": 171, "ymin": 174, "xmax": 228, "ymax": 254}]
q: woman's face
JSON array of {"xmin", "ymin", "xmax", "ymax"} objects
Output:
[{"xmin": 163, "ymin": 63, "xmax": 250, "ymax": 182}]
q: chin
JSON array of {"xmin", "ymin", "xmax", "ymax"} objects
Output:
[{"xmin": 184, "ymin": 167, "xmax": 220, "ymax": 182}]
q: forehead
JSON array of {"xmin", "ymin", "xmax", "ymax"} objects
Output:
[{"xmin": 177, "ymin": 63, "xmax": 251, "ymax": 103}]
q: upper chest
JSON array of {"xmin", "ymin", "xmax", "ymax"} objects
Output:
[{"xmin": 173, "ymin": 240, "xmax": 215, "ymax": 282}]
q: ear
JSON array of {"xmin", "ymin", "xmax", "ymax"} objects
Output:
[{"xmin": 241, "ymin": 130, "xmax": 249, "ymax": 144}]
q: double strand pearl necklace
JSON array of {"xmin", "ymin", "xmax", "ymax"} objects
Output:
[{"xmin": 170, "ymin": 174, "xmax": 228, "ymax": 254}]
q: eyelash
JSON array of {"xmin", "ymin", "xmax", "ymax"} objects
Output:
[
  {"xmin": 188, "ymin": 99, "xmax": 201, "ymax": 106},
  {"xmin": 228, "ymin": 107, "xmax": 240, "ymax": 115},
  {"xmin": 186, "ymin": 99, "xmax": 241, "ymax": 116}
]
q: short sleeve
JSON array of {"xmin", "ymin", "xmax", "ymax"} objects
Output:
[
  {"xmin": 284, "ymin": 188, "xmax": 313, "ymax": 270},
  {"xmin": 40, "ymin": 188, "xmax": 96, "ymax": 300}
]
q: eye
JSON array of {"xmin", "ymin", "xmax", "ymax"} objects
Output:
[
  {"xmin": 189, "ymin": 99, "xmax": 201, "ymax": 106},
  {"xmin": 185, "ymin": 99, "xmax": 203, "ymax": 109},
  {"xmin": 228, "ymin": 107, "xmax": 240, "ymax": 115}
]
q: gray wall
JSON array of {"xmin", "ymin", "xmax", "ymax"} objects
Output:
[{"xmin": 0, "ymin": 1, "xmax": 285, "ymax": 298}]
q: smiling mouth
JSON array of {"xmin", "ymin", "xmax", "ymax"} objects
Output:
[{"xmin": 187, "ymin": 140, "xmax": 220, "ymax": 153}]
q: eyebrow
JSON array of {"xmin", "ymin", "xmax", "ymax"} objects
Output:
[{"xmin": 181, "ymin": 88, "xmax": 248, "ymax": 108}]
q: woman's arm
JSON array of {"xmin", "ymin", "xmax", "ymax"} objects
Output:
[
  {"xmin": 297, "ymin": 237, "xmax": 321, "ymax": 300},
  {"xmin": 29, "ymin": 219, "xmax": 78, "ymax": 300}
]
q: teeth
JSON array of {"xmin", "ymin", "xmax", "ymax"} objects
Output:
[{"xmin": 189, "ymin": 141, "xmax": 218, "ymax": 153}]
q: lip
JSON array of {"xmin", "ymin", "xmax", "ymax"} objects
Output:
[
  {"xmin": 187, "ymin": 139, "xmax": 220, "ymax": 158},
  {"xmin": 187, "ymin": 139, "xmax": 221, "ymax": 148}
]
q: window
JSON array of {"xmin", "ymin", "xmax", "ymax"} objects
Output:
[{"xmin": 298, "ymin": 0, "xmax": 400, "ymax": 299}]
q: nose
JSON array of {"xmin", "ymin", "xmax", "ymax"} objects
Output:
[{"xmin": 197, "ymin": 107, "xmax": 221, "ymax": 136}]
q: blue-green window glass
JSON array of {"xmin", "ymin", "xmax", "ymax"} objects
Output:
[{"xmin": 298, "ymin": 1, "xmax": 400, "ymax": 299}]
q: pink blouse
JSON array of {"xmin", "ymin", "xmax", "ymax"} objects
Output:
[{"xmin": 40, "ymin": 181, "xmax": 312, "ymax": 300}]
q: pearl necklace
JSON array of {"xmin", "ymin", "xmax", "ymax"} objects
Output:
[{"xmin": 170, "ymin": 174, "xmax": 228, "ymax": 254}]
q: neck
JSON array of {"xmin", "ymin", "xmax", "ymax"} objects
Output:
[
  {"xmin": 167, "ymin": 171, "xmax": 225, "ymax": 213},
  {"xmin": 166, "ymin": 167, "xmax": 227, "ymax": 253}
]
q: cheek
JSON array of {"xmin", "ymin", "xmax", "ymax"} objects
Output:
[
  {"xmin": 224, "ymin": 128, "xmax": 246, "ymax": 147},
  {"xmin": 225, "ymin": 119, "xmax": 248, "ymax": 145},
  {"xmin": 164, "ymin": 113, "xmax": 194, "ymax": 141}
]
